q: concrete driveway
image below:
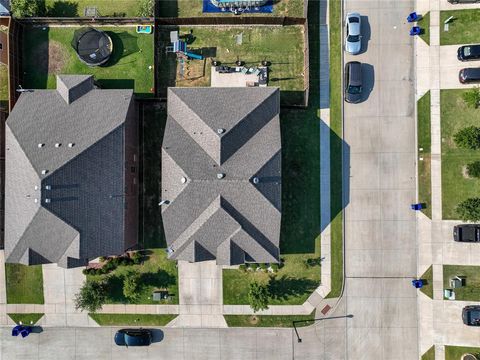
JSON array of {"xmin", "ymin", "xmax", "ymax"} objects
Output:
[
  {"xmin": 439, "ymin": 45, "xmax": 480, "ymax": 89},
  {"xmin": 342, "ymin": 0, "xmax": 418, "ymax": 359}
]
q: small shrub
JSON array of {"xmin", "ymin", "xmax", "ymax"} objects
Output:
[
  {"xmin": 11, "ymin": 0, "xmax": 40, "ymax": 17},
  {"xmin": 99, "ymin": 256, "xmax": 107, "ymax": 262},
  {"xmin": 239, "ymin": 264, "xmax": 246, "ymax": 272},
  {"xmin": 250, "ymin": 263, "xmax": 258, "ymax": 271},
  {"xmin": 457, "ymin": 197, "xmax": 480, "ymax": 221},
  {"xmin": 454, "ymin": 126, "xmax": 480, "ymax": 150},
  {"xmin": 270, "ymin": 263, "xmax": 279, "ymax": 273},
  {"xmin": 260, "ymin": 263, "xmax": 268, "ymax": 271},
  {"xmin": 463, "ymin": 86, "xmax": 480, "ymax": 109},
  {"xmin": 467, "ymin": 161, "xmax": 480, "ymax": 178},
  {"xmin": 123, "ymin": 271, "xmax": 141, "ymax": 300},
  {"xmin": 82, "ymin": 268, "xmax": 90, "ymax": 275},
  {"xmin": 110, "ymin": 257, "xmax": 120, "ymax": 267},
  {"xmin": 132, "ymin": 252, "xmax": 143, "ymax": 265}
]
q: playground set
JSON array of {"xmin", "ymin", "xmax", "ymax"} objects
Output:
[{"xmin": 167, "ymin": 31, "xmax": 204, "ymax": 61}]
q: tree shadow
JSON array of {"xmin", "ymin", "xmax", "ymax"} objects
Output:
[
  {"xmin": 141, "ymin": 269, "xmax": 176, "ymax": 289},
  {"xmin": 104, "ymin": 31, "xmax": 140, "ymax": 67},
  {"xmin": 359, "ymin": 16, "xmax": 371, "ymax": 55},
  {"xmin": 47, "ymin": 1, "xmax": 79, "ymax": 17},
  {"xmin": 268, "ymin": 275, "xmax": 318, "ymax": 301}
]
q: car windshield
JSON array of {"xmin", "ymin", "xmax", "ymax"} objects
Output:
[
  {"xmin": 464, "ymin": 46, "xmax": 471, "ymax": 56},
  {"xmin": 348, "ymin": 17, "xmax": 359, "ymax": 23},
  {"xmin": 348, "ymin": 85, "xmax": 362, "ymax": 94},
  {"xmin": 125, "ymin": 333, "xmax": 149, "ymax": 346},
  {"xmin": 347, "ymin": 35, "xmax": 360, "ymax": 42}
]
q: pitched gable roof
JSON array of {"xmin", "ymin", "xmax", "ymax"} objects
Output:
[{"xmin": 162, "ymin": 87, "xmax": 281, "ymax": 265}]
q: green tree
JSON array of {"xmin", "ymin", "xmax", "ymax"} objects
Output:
[
  {"xmin": 137, "ymin": 0, "xmax": 155, "ymax": 17},
  {"xmin": 123, "ymin": 271, "xmax": 141, "ymax": 300},
  {"xmin": 74, "ymin": 279, "xmax": 107, "ymax": 313},
  {"xmin": 248, "ymin": 281, "xmax": 269, "ymax": 313},
  {"xmin": 463, "ymin": 87, "xmax": 480, "ymax": 109},
  {"xmin": 11, "ymin": 0, "xmax": 40, "ymax": 17},
  {"xmin": 457, "ymin": 198, "xmax": 480, "ymax": 221},
  {"xmin": 467, "ymin": 161, "xmax": 480, "ymax": 178},
  {"xmin": 454, "ymin": 126, "xmax": 480, "ymax": 150}
]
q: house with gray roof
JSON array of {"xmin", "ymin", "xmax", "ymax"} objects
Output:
[
  {"xmin": 161, "ymin": 87, "xmax": 281, "ymax": 265},
  {"xmin": 5, "ymin": 75, "xmax": 138, "ymax": 268},
  {"xmin": 0, "ymin": 0, "xmax": 9, "ymax": 16}
]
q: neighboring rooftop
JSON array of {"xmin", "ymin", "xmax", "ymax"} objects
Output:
[
  {"xmin": 162, "ymin": 87, "xmax": 282, "ymax": 265},
  {"xmin": 5, "ymin": 75, "xmax": 134, "ymax": 268},
  {"xmin": 0, "ymin": 0, "xmax": 9, "ymax": 15}
]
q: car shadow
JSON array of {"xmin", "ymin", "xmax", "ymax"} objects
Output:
[
  {"xmin": 151, "ymin": 329, "xmax": 164, "ymax": 343},
  {"xmin": 360, "ymin": 16, "xmax": 371, "ymax": 54},
  {"xmin": 361, "ymin": 63, "xmax": 375, "ymax": 102}
]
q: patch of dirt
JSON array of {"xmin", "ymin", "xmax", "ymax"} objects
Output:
[
  {"xmin": 33, "ymin": 40, "xmax": 68, "ymax": 75},
  {"xmin": 248, "ymin": 316, "xmax": 259, "ymax": 325},
  {"xmin": 462, "ymin": 165, "xmax": 472, "ymax": 179}
]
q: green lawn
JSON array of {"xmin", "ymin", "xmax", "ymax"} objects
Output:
[
  {"xmin": 0, "ymin": 63, "xmax": 8, "ymax": 110},
  {"xmin": 418, "ymin": 91, "xmax": 432, "ymax": 218},
  {"xmin": 224, "ymin": 312, "xmax": 314, "ymax": 327},
  {"xmin": 223, "ymin": 252, "xmax": 321, "ymax": 305},
  {"xmin": 443, "ymin": 265, "xmax": 480, "ymax": 301},
  {"xmin": 88, "ymin": 249, "xmax": 179, "ymax": 305},
  {"xmin": 158, "ymin": 0, "xmax": 304, "ymax": 18},
  {"xmin": 418, "ymin": 12, "xmax": 430, "ymax": 46},
  {"xmin": 5, "ymin": 264, "xmax": 44, "ymax": 304},
  {"xmin": 440, "ymin": 89, "xmax": 480, "ymax": 219},
  {"xmin": 325, "ymin": 0, "xmax": 343, "ymax": 299},
  {"xmin": 440, "ymin": 9, "xmax": 480, "ymax": 45},
  {"xmin": 157, "ymin": 26, "xmax": 306, "ymax": 105},
  {"xmin": 422, "ymin": 346, "xmax": 435, "ymax": 360},
  {"xmin": 89, "ymin": 313, "xmax": 177, "ymax": 326},
  {"xmin": 8, "ymin": 313, "xmax": 44, "ymax": 325},
  {"xmin": 420, "ymin": 265, "xmax": 433, "ymax": 299},
  {"xmin": 22, "ymin": 26, "xmax": 154, "ymax": 96},
  {"xmin": 44, "ymin": 0, "xmax": 141, "ymax": 17},
  {"xmin": 445, "ymin": 346, "xmax": 480, "ymax": 360}
]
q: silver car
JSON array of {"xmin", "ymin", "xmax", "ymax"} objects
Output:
[{"xmin": 345, "ymin": 12, "xmax": 362, "ymax": 55}]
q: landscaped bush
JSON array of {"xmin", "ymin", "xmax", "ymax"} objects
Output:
[
  {"xmin": 132, "ymin": 252, "xmax": 143, "ymax": 265},
  {"xmin": 239, "ymin": 264, "xmax": 247, "ymax": 272},
  {"xmin": 123, "ymin": 271, "xmax": 141, "ymax": 300},
  {"xmin": 260, "ymin": 263, "xmax": 268, "ymax": 272},
  {"xmin": 248, "ymin": 281, "xmax": 270, "ymax": 313},
  {"xmin": 250, "ymin": 263, "xmax": 259, "ymax": 271},
  {"xmin": 270, "ymin": 264, "xmax": 279, "ymax": 273},
  {"xmin": 454, "ymin": 126, "xmax": 480, "ymax": 150},
  {"xmin": 467, "ymin": 161, "xmax": 480, "ymax": 178},
  {"xmin": 457, "ymin": 197, "xmax": 480, "ymax": 221},
  {"xmin": 11, "ymin": 0, "xmax": 41, "ymax": 17},
  {"xmin": 463, "ymin": 86, "xmax": 480, "ymax": 109}
]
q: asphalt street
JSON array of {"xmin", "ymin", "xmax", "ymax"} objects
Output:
[{"xmin": 342, "ymin": 0, "xmax": 418, "ymax": 359}]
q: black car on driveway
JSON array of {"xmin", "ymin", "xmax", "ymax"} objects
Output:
[
  {"xmin": 459, "ymin": 68, "xmax": 480, "ymax": 83},
  {"xmin": 457, "ymin": 45, "xmax": 480, "ymax": 61},
  {"xmin": 463, "ymin": 306, "xmax": 480, "ymax": 326},
  {"xmin": 453, "ymin": 224, "xmax": 480, "ymax": 242},
  {"xmin": 344, "ymin": 61, "xmax": 363, "ymax": 103},
  {"xmin": 114, "ymin": 329, "xmax": 152, "ymax": 346}
]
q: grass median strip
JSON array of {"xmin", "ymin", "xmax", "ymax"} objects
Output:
[
  {"xmin": 418, "ymin": 12, "xmax": 430, "ymax": 46},
  {"xmin": 421, "ymin": 346, "xmax": 435, "ymax": 360},
  {"xmin": 224, "ymin": 312, "xmax": 314, "ymax": 328},
  {"xmin": 445, "ymin": 346, "xmax": 480, "ymax": 360},
  {"xmin": 418, "ymin": 91, "xmax": 432, "ymax": 219},
  {"xmin": 89, "ymin": 314, "xmax": 177, "ymax": 326},
  {"xmin": 419, "ymin": 265, "xmax": 433, "ymax": 299},
  {"xmin": 8, "ymin": 313, "xmax": 44, "ymax": 325},
  {"xmin": 5, "ymin": 264, "xmax": 44, "ymax": 304}
]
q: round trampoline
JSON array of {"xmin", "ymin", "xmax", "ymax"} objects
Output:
[{"xmin": 72, "ymin": 28, "xmax": 113, "ymax": 66}]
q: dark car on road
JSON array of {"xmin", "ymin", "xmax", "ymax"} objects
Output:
[
  {"xmin": 344, "ymin": 61, "xmax": 363, "ymax": 103},
  {"xmin": 457, "ymin": 45, "xmax": 480, "ymax": 61},
  {"xmin": 453, "ymin": 224, "xmax": 480, "ymax": 242},
  {"xmin": 463, "ymin": 306, "xmax": 480, "ymax": 326},
  {"xmin": 459, "ymin": 68, "xmax": 480, "ymax": 83},
  {"xmin": 114, "ymin": 329, "xmax": 152, "ymax": 346}
]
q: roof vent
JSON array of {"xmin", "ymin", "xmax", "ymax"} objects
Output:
[
  {"xmin": 158, "ymin": 200, "xmax": 170, "ymax": 206},
  {"xmin": 45, "ymin": 198, "xmax": 51, "ymax": 204},
  {"xmin": 41, "ymin": 169, "xmax": 49, "ymax": 175},
  {"xmin": 38, "ymin": 143, "xmax": 45, "ymax": 148},
  {"xmin": 217, "ymin": 128, "xmax": 225, "ymax": 134},
  {"xmin": 34, "ymin": 198, "xmax": 38, "ymax": 203},
  {"xmin": 253, "ymin": 177, "xmax": 259, "ymax": 184},
  {"xmin": 68, "ymin": 143, "xmax": 75, "ymax": 148},
  {"xmin": 55, "ymin": 143, "xmax": 62, "ymax": 148},
  {"xmin": 181, "ymin": 177, "xmax": 187, "ymax": 184},
  {"xmin": 34, "ymin": 185, "xmax": 39, "ymax": 191},
  {"xmin": 45, "ymin": 185, "xmax": 51, "ymax": 190},
  {"xmin": 217, "ymin": 173, "xmax": 225, "ymax": 179}
]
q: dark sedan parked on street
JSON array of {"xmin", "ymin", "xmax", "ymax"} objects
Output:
[
  {"xmin": 463, "ymin": 306, "xmax": 480, "ymax": 326},
  {"xmin": 453, "ymin": 224, "xmax": 480, "ymax": 242},
  {"xmin": 114, "ymin": 329, "xmax": 153, "ymax": 346},
  {"xmin": 458, "ymin": 45, "xmax": 480, "ymax": 61},
  {"xmin": 344, "ymin": 61, "xmax": 363, "ymax": 103}
]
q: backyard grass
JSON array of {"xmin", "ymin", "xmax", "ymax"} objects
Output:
[
  {"xmin": 440, "ymin": 89, "xmax": 480, "ymax": 219},
  {"xmin": 87, "ymin": 249, "xmax": 178, "ymax": 305},
  {"xmin": 224, "ymin": 312, "xmax": 314, "ymax": 328},
  {"xmin": 418, "ymin": 12, "xmax": 430, "ymax": 46},
  {"xmin": 43, "ymin": 0, "xmax": 141, "ymax": 16},
  {"xmin": 420, "ymin": 265, "xmax": 434, "ymax": 299},
  {"xmin": 325, "ymin": 0, "xmax": 344, "ymax": 299},
  {"xmin": 89, "ymin": 313, "xmax": 177, "ymax": 326},
  {"xmin": 445, "ymin": 346, "xmax": 480, "ymax": 360},
  {"xmin": 421, "ymin": 346, "xmax": 435, "ymax": 360},
  {"xmin": 8, "ymin": 313, "xmax": 44, "ymax": 325},
  {"xmin": 440, "ymin": 9, "xmax": 480, "ymax": 45},
  {"xmin": 0, "ymin": 63, "xmax": 8, "ymax": 110},
  {"xmin": 158, "ymin": 0, "xmax": 304, "ymax": 18},
  {"xmin": 443, "ymin": 265, "xmax": 480, "ymax": 301},
  {"xmin": 22, "ymin": 26, "xmax": 154, "ymax": 96},
  {"xmin": 5, "ymin": 264, "xmax": 44, "ymax": 304},
  {"xmin": 223, "ymin": 251, "xmax": 321, "ymax": 305},
  {"xmin": 157, "ymin": 26, "xmax": 306, "ymax": 105},
  {"xmin": 418, "ymin": 91, "xmax": 432, "ymax": 219},
  {"xmin": 140, "ymin": 102, "xmax": 168, "ymax": 249}
]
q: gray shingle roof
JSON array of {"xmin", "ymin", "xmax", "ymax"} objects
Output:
[
  {"xmin": 5, "ymin": 75, "xmax": 133, "ymax": 268},
  {"xmin": 162, "ymin": 87, "xmax": 282, "ymax": 265}
]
